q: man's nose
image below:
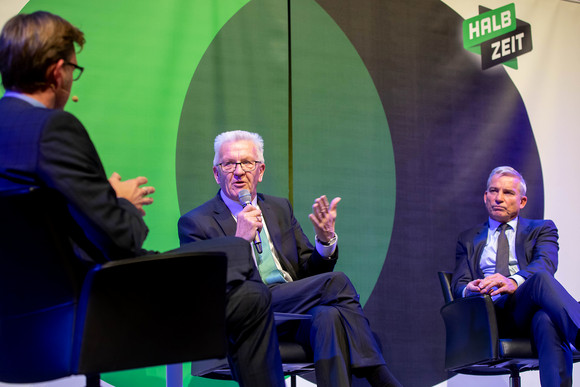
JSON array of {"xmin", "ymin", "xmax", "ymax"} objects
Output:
[{"xmin": 233, "ymin": 163, "xmax": 245, "ymax": 175}]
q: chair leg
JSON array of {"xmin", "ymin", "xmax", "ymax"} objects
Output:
[
  {"xmin": 291, "ymin": 374, "xmax": 296, "ymax": 387},
  {"xmin": 85, "ymin": 374, "xmax": 101, "ymax": 387},
  {"xmin": 509, "ymin": 369, "xmax": 521, "ymax": 387},
  {"xmin": 166, "ymin": 364, "xmax": 183, "ymax": 387}
]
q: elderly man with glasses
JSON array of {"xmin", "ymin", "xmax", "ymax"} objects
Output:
[{"xmin": 178, "ymin": 130, "xmax": 402, "ymax": 387}]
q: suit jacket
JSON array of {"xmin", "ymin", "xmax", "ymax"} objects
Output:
[
  {"xmin": 0, "ymin": 96, "xmax": 148, "ymax": 262},
  {"xmin": 451, "ymin": 217, "xmax": 559, "ymax": 300},
  {"xmin": 178, "ymin": 191, "xmax": 338, "ymax": 280}
]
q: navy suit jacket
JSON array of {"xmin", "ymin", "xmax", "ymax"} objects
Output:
[
  {"xmin": 178, "ymin": 191, "xmax": 337, "ymax": 280},
  {"xmin": 451, "ymin": 217, "xmax": 559, "ymax": 300},
  {"xmin": 0, "ymin": 96, "xmax": 148, "ymax": 261}
]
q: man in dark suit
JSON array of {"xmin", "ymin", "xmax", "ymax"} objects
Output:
[
  {"xmin": 178, "ymin": 130, "xmax": 402, "ymax": 387},
  {"xmin": 0, "ymin": 12, "xmax": 284, "ymax": 386},
  {"xmin": 451, "ymin": 166, "xmax": 580, "ymax": 387}
]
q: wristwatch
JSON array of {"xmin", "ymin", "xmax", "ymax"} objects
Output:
[{"xmin": 316, "ymin": 233, "xmax": 337, "ymax": 246}]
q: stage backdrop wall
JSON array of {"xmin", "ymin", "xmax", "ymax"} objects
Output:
[{"xmin": 1, "ymin": 1, "xmax": 579, "ymax": 386}]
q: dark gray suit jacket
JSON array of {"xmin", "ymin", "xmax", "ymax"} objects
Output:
[
  {"xmin": 451, "ymin": 217, "xmax": 559, "ymax": 300},
  {"xmin": 178, "ymin": 191, "xmax": 338, "ymax": 280},
  {"xmin": 0, "ymin": 96, "xmax": 148, "ymax": 262}
]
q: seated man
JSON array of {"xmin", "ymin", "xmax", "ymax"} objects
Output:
[
  {"xmin": 451, "ymin": 166, "xmax": 580, "ymax": 387},
  {"xmin": 178, "ymin": 130, "xmax": 402, "ymax": 387},
  {"xmin": 0, "ymin": 12, "xmax": 284, "ymax": 387}
]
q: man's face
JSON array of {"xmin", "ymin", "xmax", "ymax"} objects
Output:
[
  {"xmin": 484, "ymin": 174, "xmax": 527, "ymax": 223},
  {"xmin": 213, "ymin": 140, "xmax": 265, "ymax": 202}
]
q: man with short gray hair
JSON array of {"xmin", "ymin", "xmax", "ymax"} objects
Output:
[
  {"xmin": 451, "ymin": 166, "xmax": 580, "ymax": 386},
  {"xmin": 179, "ymin": 130, "xmax": 402, "ymax": 387}
]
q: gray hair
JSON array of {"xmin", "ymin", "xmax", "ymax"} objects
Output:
[
  {"xmin": 486, "ymin": 166, "xmax": 527, "ymax": 196},
  {"xmin": 213, "ymin": 130, "xmax": 265, "ymax": 166}
]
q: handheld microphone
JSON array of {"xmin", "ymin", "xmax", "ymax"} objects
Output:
[{"xmin": 238, "ymin": 189, "xmax": 262, "ymax": 254}]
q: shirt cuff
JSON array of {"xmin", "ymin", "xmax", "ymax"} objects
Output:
[
  {"xmin": 510, "ymin": 274, "xmax": 525, "ymax": 287},
  {"xmin": 315, "ymin": 233, "xmax": 338, "ymax": 258}
]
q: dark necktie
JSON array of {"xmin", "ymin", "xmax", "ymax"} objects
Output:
[{"xmin": 495, "ymin": 223, "xmax": 510, "ymax": 276}]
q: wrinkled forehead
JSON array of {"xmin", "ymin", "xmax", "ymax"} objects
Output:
[
  {"xmin": 218, "ymin": 140, "xmax": 259, "ymax": 160},
  {"xmin": 488, "ymin": 174, "xmax": 522, "ymax": 191}
]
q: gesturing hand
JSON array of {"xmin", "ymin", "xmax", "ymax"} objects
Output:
[
  {"xmin": 108, "ymin": 172, "xmax": 155, "ymax": 216},
  {"xmin": 309, "ymin": 195, "xmax": 341, "ymax": 243}
]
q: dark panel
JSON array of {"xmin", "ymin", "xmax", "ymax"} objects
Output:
[
  {"xmin": 177, "ymin": 0, "xmax": 290, "ymax": 214},
  {"xmin": 315, "ymin": 1, "xmax": 542, "ymax": 385}
]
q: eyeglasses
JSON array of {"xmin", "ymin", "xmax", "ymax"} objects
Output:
[
  {"xmin": 63, "ymin": 61, "xmax": 84, "ymax": 81},
  {"xmin": 218, "ymin": 161, "xmax": 262, "ymax": 173}
]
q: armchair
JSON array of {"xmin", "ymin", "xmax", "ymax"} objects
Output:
[{"xmin": 438, "ymin": 271, "xmax": 580, "ymax": 387}]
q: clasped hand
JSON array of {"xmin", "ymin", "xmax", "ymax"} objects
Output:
[
  {"xmin": 466, "ymin": 273, "xmax": 518, "ymax": 297},
  {"xmin": 108, "ymin": 172, "xmax": 155, "ymax": 216},
  {"xmin": 309, "ymin": 195, "xmax": 341, "ymax": 243}
]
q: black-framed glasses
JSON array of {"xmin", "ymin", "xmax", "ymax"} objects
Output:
[
  {"xmin": 218, "ymin": 161, "xmax": 262, "ymax": 173},
  {"xmin": 64, "ymin": 61, "xmax": 84, "ymax": 81}
]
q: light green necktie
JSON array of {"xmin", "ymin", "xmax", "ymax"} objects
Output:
[{"xmin": 255, "ymin": 227, "xmax": 286, "ymax": 285}]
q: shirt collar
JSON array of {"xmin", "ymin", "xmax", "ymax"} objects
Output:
[
  {"xmin": 220, "ymin": 189, "xmax": 258, "ymax": 218},
  {"xmin": 3, "ymin": 91, "xmax": 47, "ymax": 108},
  {"xmin": 488, "ymin": 216, "xmax": 518, "ymax": 232}
]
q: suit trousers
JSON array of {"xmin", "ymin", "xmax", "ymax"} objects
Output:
[
  {"xmin": 269, "ymin": 271, "xmax": 385, "ymax": 387},
  {"xmin": 495, "ymin": 271, "xmax": 580, "ymax": 387},
  {"xmin": 177, "ymin": 237, "xmax": 284, "ymax": 387}
]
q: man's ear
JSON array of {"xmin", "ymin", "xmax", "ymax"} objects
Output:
[
  {"xmin": 213, "ymin": 166, "xmax": 221, "ymax": 184},
  {"xmin": 257, "ymin": 162, "xmax": 265, "ymax": 183},
  {"xmin": 519, "ymin": 195, "xmax": 528, "ymax": 210},
  {"xmin": 45, "ymin": 59, "xmax": 65, "ymax": 89}
]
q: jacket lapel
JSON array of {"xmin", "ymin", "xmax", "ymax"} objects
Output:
[
  {"xmin": 257, "ymin": 194, "xmax": 298, "ymax": 279},
  {"xmin": 515, "ymin": 217, "xmax": 529, "ymax": 270},
  {"xmin": 472, "ymin": 222, "xmax": 488, "ymax": 277},
  {"xmin": 257, "ymin": 194, "xmax": 282, "ymax": 249},
  {"xmin": 211, "ymin": 192, "xmax": 237, "ymax": 237}
]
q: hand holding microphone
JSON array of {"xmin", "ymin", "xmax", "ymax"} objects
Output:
[{"xmin": 237, "ymin": 189, "xmax": 263, "ymax": 254}]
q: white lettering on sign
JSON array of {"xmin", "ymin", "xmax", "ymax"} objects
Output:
[
  {"xmin": 491, "ymin": 32, "xmax": 525, "ymax": 60},
  {"xmin": 469, "ymin": 10, "xmax": 512, "ymax": 40}
]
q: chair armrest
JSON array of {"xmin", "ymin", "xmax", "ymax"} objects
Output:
[
  {"xmin": 440, "ymin": 294, "xmax": 499, "ymax": 371},
  {"xmin": 438, "ymin": 271, "xmax": 454, "ymax": 304},
  {"xmin": 75, "ymin": 251, "xmax": 227, "ymax": 374}
]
